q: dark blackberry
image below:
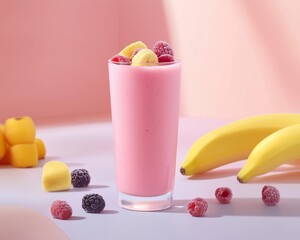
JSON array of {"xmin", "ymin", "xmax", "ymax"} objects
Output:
[
  {"xmin": 71, "ymin": 169, "xmax": 91, "ymax": 187},
  {"xmin": 82, "ymin": 193, "xmax": 105, "ymax": 213}
]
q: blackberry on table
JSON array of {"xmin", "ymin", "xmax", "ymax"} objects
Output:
[
  {"xmin": 71, "ymin": 169, "xmax": 91, "ymax": 187},
  {"xmin": 82, "ymin": 193, "xmax": 105, "ymax": 213}
]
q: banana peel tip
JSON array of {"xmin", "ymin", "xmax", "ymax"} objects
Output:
[{"xmin": 180, "ymin": 167, "xmax": 186, "ymax": 175}]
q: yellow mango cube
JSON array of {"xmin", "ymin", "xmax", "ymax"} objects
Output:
[
  {"xmin": 5, "ymin": 116, "xmax": 36, "ymax": 145},
  {"xmin": 10, "ymin": 144, "xmax": 38, "ymax": 168},
  {"xmin": 0, "ymin": 124, "xmax": 4, "ymax": 133},
  {"xmin": 34, "ymin": 138, "xmax": 46, "ymax": 160},
  {"xmin": 42, "ymin": 161, "xmax": 71, "ymax": 192},
  {"xmin": 0, "ymin": 126, "xmax": 6, "ymax": 160},
  {"xmin": 0, "ymin": 143, "xmax": 10, "ymax": 165}
]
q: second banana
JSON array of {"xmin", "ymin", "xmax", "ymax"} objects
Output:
[{"xmin": 180, "ymin": 113, "xmax": 300, "ymax": 182}]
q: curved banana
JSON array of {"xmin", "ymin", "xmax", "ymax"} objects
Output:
[
  {"xmin": 180, "ymin": 113, "xmax": 300, "ymax": 176},
  {"xmin": 237, "ymin": 124, "xmax": 300, "ymax": 183},
  {"xmin": 119, "ymin": 41, "xmax": 147, "ymax": 58}
]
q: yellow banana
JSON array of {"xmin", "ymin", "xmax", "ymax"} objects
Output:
[
  {"xmin": 119, "ymin": 41, "xmax": 147, "ymax": 58},
  {"xmin": 131, "ymin": 49, "xmax": 158, "ymax": 66},
  {"xmin": 180, "ymin": 113, "xmax": 300, "ymax": 176},
  {"xmin": 237, "ymin": 124, "xmax": 300, "ymax": 183}
]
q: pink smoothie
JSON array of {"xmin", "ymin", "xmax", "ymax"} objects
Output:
[{"xmin": 109, "ymin": 62, "xmax": 181, "ymax": 197}]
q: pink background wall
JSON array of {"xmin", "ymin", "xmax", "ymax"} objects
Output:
[
  {"xmin": 164, "ymin": 0, "xmax": 300, "ymax": 119},
  {"xmin": 0, "ymin": 0, "xmax": 118, "ymax": 123},
  {"xmin": 1, "ymin": 0, "xmax": 300, "ymax": 123}
]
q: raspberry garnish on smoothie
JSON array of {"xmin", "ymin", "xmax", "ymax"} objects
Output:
[
  {"xmin": 110, "ymin": 55, "xmax": 131, "ymax": 64},
  {"xmin": 110, "ymin": 40, "xmax": 175, "ymax": 66}
]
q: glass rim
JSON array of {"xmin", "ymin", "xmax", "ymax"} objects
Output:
[{"xmin": 108, "ymin": 59, "xmax": 181, "ymax": 66}]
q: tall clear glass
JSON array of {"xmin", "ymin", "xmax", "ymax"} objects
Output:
[{"xmin": 108, "ymin": 61, "xmax": 181, "ymax": 211}]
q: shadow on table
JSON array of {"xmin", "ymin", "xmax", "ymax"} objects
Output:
[
  {"xmin": 248, "ymin": 171, "xmax": 300, "ymax": 184},
  {"xmin": 187, "ymin": 168, "xmax": 240, "ymax": 180},
  {"xmin": 163, "ymin": 198, "xmax": 300, "ymax": 217},
  {"xmin": 69, "ymin": 184, "xmax": 110, "ymax": 192},
  {"xmin": 187, "ymin": 164, "xmax": 300, "ymax": 183},
  {"xmin": 64, "ymin": 210, "xmax": 119, "ymax": 219},
  {"xmin": 101, "ymin": 210, "xmax": 119, "ymax": 214},
  {"xmin": 68, "ymin": 216, "xmax": 86, "ymax": 221}
]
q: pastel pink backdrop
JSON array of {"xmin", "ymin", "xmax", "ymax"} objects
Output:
[
  {"xmin": 0, "ymin": 0, "xmax": 118, "ymax": 123},
  {"xmin": 1, "ymin": 0, "xmax": 300, "ymax": 123},
  {"xmin": 165, "ymin": 0, "xmax": 300, "ymax": 119}
]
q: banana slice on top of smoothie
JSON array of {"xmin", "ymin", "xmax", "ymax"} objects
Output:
[{"xmin": 131, "ymin": 49, "xmax": 158, "ymax": 66}]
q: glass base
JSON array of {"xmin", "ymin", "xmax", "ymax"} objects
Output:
[{"xmin": 119, "ymin": 191, "xmax": 173, "ymax": 211}]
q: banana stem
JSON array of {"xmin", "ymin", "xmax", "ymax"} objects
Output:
[{"xmin": 180, "ymin": 167, "xmax": 186, "ymax": 175}]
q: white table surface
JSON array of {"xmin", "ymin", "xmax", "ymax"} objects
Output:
[{"xmin": 1, "ymin": 116, "xmax": 300, "ymax": 240}]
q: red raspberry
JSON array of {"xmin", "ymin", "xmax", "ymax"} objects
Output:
[
  {"xmin": 262, "ymin": 185, "xmax": 280, "ymax": 206},
  {"xmin": 50, "ymin": 200, "xmax": 72, "ymax": 220},
  {"xmin": 186, "ymin": 198, "xmax": 208, "ymax": 217},
  {"xmin": 153, "ymin": 41, "xmax": 173, "ymax": 57},
  {"xmin": 110, "ymin": 54, "xmax": 131, "ymax": 64},
  {"xmin": 158, "ymin": 54, "xmax": 174, "ymax": 63},
  {"xmin": 215, "ymin": 187, "xmax": 232, "ymax": 204},
  {"xmin": 131, "ymin": 48, "xmax": 143, "ymax": 59}
]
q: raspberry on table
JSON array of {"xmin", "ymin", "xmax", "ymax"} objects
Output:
[
  {"xmin": 158, "ymin": 54, "xmax": 174, "ymax": 63},
  {"xmin": 262, "ymin": 185, "xmax": 280, "ymax": 206},
  {"xmin": 110, "ymin": 54, "xmax": 131, "ymax": 64},
  {"xmin": 71, "ymin": 169, "xmax": 91, "ymax": 188},
  {"xmin": 186, "ymin": 198, "xmax": 208, "ymax": 217},
  {"xmin": 153, "ymin": 41, "xmax": 173, "ymax": 57},
  {"xmin": 82, "ymin": 193, "xmax": 105, "ymax": 213},
  {"xmin": 215, "ymin": 187, "xmax": 233, "ymax": 204},
  {"xmin": 50, "ymin": 200, "xmax": 72, "ymax": 220}
]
